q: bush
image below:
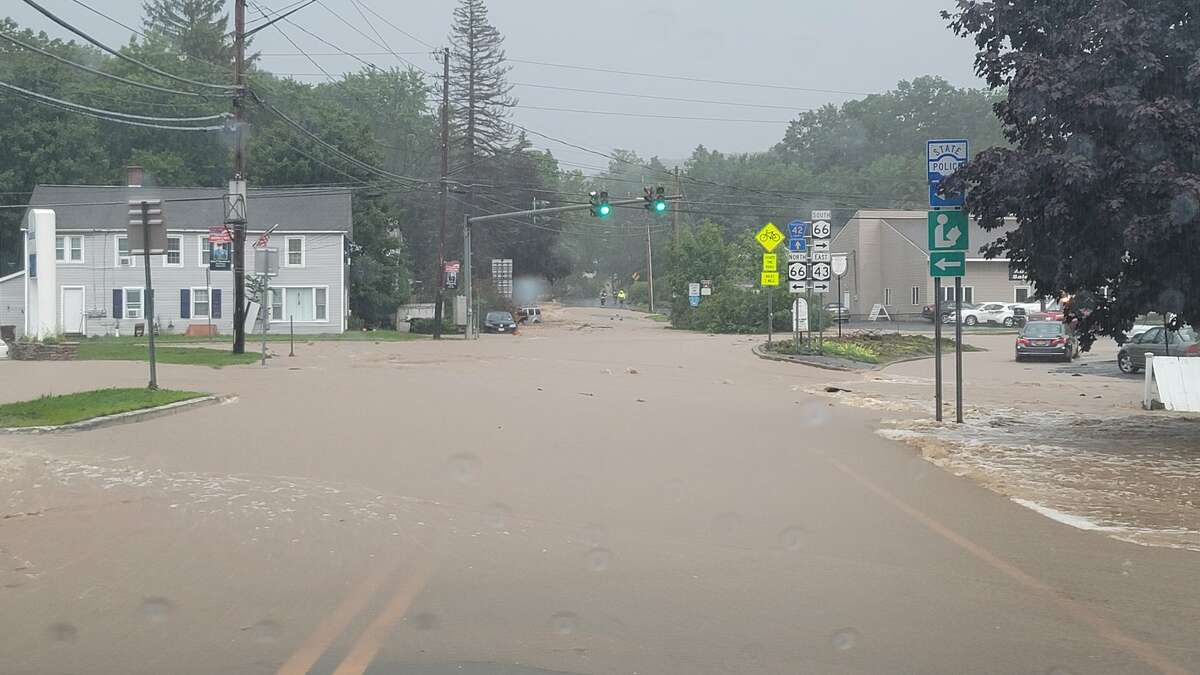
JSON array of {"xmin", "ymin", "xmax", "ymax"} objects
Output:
[
  {"xmin": 671, "ymin": 286, "xmax": 831, "ymax": 334},
  {"xmin": 408, "ymin": 318, "xmax": 461, "ymax": 335}
]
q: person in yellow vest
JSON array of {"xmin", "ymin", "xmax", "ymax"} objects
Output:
[{"xmin": 617, "ymin": 288, "xmax": 627, "ymax": 308}]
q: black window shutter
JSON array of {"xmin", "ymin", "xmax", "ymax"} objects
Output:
[
  {"xmin": 180, "ymin": 289, "xmax": 190, "ymax": 319},
  {"xmin": 211, "ymin": 289, "xmax": 222, "ymax": 318},
  {"xmin": 112, "ymin": 289, "xmax": 122, "ymax": 318}
]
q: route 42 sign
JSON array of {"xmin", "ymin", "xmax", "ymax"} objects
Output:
[
  {"xmin": 810, "ymin": 261, "xmax": 832, "ymax": 281},
  {"xmin": 787, "ymin": 261, "xmax": 807, "ymax": 281}
]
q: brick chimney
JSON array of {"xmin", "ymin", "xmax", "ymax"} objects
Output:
[{"xmin": 125, "ymin": 165, "xmax": 144, "ymax": 187}]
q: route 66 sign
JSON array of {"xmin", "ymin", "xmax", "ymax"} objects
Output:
[
  {"xmin": 788, "ymin": 261, "xmax": 807, "ymax": 281},
  {"xmin": 812, "ymin": 220, "xmax": 832, "ymax": 239}
]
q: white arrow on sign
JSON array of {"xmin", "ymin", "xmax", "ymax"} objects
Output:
[{"xmin": 934, "ymin": 257, "xmax": 963, "ymax": 272}]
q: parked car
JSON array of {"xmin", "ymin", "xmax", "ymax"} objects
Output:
[
  {"xmin": 824, "ymin": 302, "xmax": 850, "ymax": 323},
  {"xmin": 947, "ymin": 302, "xmax": 1017, "ymax": 327},
  {"xmin": 483, "ymin": 311, "xmax": 517, "ymax": 334},
  {"xmin": 1015, "ymin": 321, "xmax": 1080, "ymax": 361},
  {"xmin": 1117, "ymin": 326, "xmax": 1199, "ymax": 374},
  {"xmin": 926, "ymin": 301, "xmax": 979, "ymax": 322},
  {"xmin": 1008, "ymin": 304, "xmax": 1028, "ymax": 327}
]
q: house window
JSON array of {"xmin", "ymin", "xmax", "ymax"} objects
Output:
[
  {"xmin": 192, "ymin": 288, "xmax": 210, "ymax": 319},
  {"xmin": 124, "ymin": 288, "xmax": 143, "ymax": 319},
  {"xmin": 198, "ymin": 235, "xmax": 210, "ymax": 266},
  {"xmin": 274, "ymin": 286, "xmax": 329, "ymax": 322},
  {"xmin": 285, "ymin": 236, "xmax": 305, "ymax": 267},
  {"xmin": 911, "ymin": 285, "xmax": 921, "ymax": 305},
  {"xmin": 883, "ymin": 288, "xmax": 892, "ymax": 306},
  {"xmin": 116, "ymin": 236, "xmax": 134, "ymax": 267},
  {"xmin": 270, "ymin": 288, "xmax": 283, "ymax": 321},
  {"xmin": 941, "ymin": 286, "xmax": 975, "ymax": 304},
  {"xmin": 164, "ymin": 236, "xmax": 182, "ymax": 266},
  {"xmin": 1015, "ymin": 287, "xmax": 1032, "ymax": 303},
  {"xmin": 55, "ymin": 235, "xmax": 84, "ymax": 263}
]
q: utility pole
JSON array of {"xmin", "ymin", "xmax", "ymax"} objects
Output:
[
  {"xmin": 672, "ymin": 166, "xmax": 681, "ymax": 243},
  {"xmin": 230, "ymin": 0, "xmax": 248, "ymax": 354},
  {"xmin": 645, "ymin": 219, "xmax": 655, "ymax": 312},
  {"xmin": 433, "ymin": 46, "xmax": 450, "ymax": 339},
  {"xmin": 140, "ymin": 201, "xmax": 158, "ymax": 390}
]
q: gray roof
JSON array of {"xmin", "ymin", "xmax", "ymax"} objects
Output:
[
  {"xmin": 27, "ymin": 185, "xmax": 352, "ymax": 233},
  {"xmin": 852, "ymin": 209, "xmax": 1012, "ymax": 258}
]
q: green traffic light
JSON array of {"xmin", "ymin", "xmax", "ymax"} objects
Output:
[
  {"xmin": 598, "ymin": 203, "xmax": 612, "ymax": 218},
  {"xmin": 654, "ymin": 200, "xmax": 668, "ymax": 213}
]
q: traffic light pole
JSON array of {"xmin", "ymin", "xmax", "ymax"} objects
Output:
[
  {"xmin": 141, "ymin": 202, "xmax": 158, "ymax": 390},
  {"xmin": 462, "ymin": 195, "xmax": 681, "ymax": 339}
]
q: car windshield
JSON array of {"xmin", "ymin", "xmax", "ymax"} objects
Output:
[
  {"xmin": 7, "ymin": 2, "xmax": 1197, "ymax": 673},
  {"xmin": 1022, "ymin": 322, "xmax": 1064, "ymax": 338}
]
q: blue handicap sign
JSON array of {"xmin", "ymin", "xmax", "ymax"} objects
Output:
[{"xmin": 688, "ymin": 295, "xmax": 700, "ymax": 307}]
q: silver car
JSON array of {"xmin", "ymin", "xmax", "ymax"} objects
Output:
[{"xmin": 1117, "ymin": 326, "xmax": 1199, "ymax": 373}]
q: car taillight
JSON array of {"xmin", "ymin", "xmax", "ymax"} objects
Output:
[
  {"xmin": 1186, "ymin": 343, "xmax": 1199, "ymax": 354},
  {"xmin": 1050, "ymin": 337, "xmax": 1066, "ymax": 346},
  {"xmin": 1017, "ymin": 338, "xmax": 1030, "ymax": 346}
]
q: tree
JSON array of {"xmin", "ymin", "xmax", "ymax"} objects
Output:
[
  {"xmin": 448, "ymin": 0, "xmax": 515, "ymax": 161},
  {"xmin": 142, "ymin": 0, "xmax": 234, "ymax": 66},
  {"xmin": 943, "ymin": 0, "xmax": 1200, "ymax": 346}
]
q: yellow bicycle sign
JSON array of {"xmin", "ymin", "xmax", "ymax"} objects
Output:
[{"xmin": 755, "ymin": 222, "xmax": 784, "ymax": 252}]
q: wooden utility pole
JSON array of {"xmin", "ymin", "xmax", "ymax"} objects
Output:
[
  {"xmin": 672, "ymin": 166, "xmax": 681, "ymax": 243},
  {"xmin": 231, "ymin": 0, "xmax": 248, "ymax": 353},
  {"xmin": 433, "ymin": 47, "xmax": 450, "ymax": 339}
]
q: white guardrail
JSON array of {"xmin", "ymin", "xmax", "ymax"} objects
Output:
[{"xmin": 1144, "ymin": 353, "xmax": 1200, "ymax": 412}]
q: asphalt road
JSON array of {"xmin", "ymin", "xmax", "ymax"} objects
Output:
[{"xmin": 1, "ymin": 307, "xmax": 1197, "ymax": 675}]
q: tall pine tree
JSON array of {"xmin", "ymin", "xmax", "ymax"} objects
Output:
[
  {"xmin": 448, "ymin": 0, "xmax": 515, "ymax": 161},
  {"xmin": 142, "ymin": 0, "xmax": 233, "ymax": 66}
]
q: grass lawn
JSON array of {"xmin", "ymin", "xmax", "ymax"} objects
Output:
[
  {"xmin": 644, "ymin": 314, "xmax": 671, "ymax": 322},
  {"xmin": 77, "ymin": 342, "xmax": 260, "ymax": 368},
  {"xmin": 0, "ymin": 388, "xmax": 205, "ymax": 428},
  {"xmin": 768, "ymin": 332, "xmax": 981, "ymax": 365}
]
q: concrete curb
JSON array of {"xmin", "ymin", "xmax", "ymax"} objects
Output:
[
  {"xmin": 0, "ymin": 394, "xmax": 233, "ymax": 435},
  {"xmin": 751, "ymin": 344, "xmax": 861, "ymax": 372}
]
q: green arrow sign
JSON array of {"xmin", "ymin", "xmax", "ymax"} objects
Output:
[
  {"xmin": 930, "ymin": 251, "xmax": 966, "ymax": 278},
  {"xmin": 928, "ymin": 210, "xmax": 969, "ymax": 252}
]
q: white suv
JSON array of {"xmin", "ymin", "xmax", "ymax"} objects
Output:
[{"xmin": 948, "ymin": 302, "xmax": 1017, "ymax": 327}]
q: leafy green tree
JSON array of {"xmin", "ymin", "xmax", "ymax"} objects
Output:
[{"xmin": 943, "ymin": 0, "xmax": 1200, "ymax": 345}]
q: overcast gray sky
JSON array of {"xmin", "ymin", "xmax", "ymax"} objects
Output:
[{"xmin": 6, "ymin": 0, "xmax": 983, "ymax": 170}]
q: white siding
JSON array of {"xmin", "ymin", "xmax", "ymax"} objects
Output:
[
  {"xmin": 49, "ymin": 231, "xmax": 346, "ymax": 335},
  {"xmin": 0, "ymin": 272, "xmax": 24, "ymax": 337}
]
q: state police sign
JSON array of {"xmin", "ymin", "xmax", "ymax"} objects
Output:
[{"xmin": 928, "ymin": 139, "xmax": 968, "ymax": 209}]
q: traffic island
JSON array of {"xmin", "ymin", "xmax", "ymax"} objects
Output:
[
  {"xmin": 0, "ymin": 388, "xmax": 226, "ymax": 434},
  {"xmin": 755, "ymin": 333, "xmax": 981, "ymax": 370}
]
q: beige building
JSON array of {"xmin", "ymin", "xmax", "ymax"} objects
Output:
[{"xmin": 830, "ymin": 210, "xmax": 1032, "ymax": 320}]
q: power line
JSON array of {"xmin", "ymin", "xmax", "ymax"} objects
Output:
[
  {"xmin": 511, "ymin": 81, "xmax": 809, "ymax": 112},
  {"xmin": 343, "ymin": 0, "xmax": 425, "ymax": 73},
  {"xmin": 516, "ymin": 104, "xmax": 790, "ymax": 124},
  {"xmin": 0, "ymin": 80, "xmax": 229, "ymax": 122},
  {"xmin": 0, "ymin": 80, "xmax": 229, "ymax": 130},
  {"xmin": 0, "ymin": 32, "xmax": 225, "ymax": 99},
  {"xmin": 21, "ymin": 0, "xmax": 235, "ymax": 92},
  {"xmin": 352, "ymin": 0, "xmax": 438, "ymax": 50},
  {"xmin": 508, "ymin": 58, "xmax": 873, "ymax": 96},
  {"xmin": 256, "ymin": 50, "xmax": 427, "ymax": 56},
  {"xmin": 66, "ymin": 0, "xmax": 146, "ymax": 38}
]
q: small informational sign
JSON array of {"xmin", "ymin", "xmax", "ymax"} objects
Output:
[
  {"xmin": 928, "ymin": 210, "xmax": 969, "ymax": 252},
  {"xmin": 832, "ymin": 254, "xmax": 849, "ymax": 277},
  {"xmin": 928, "ymin": 139, "xmax": 969, "ymax": 209},
  {"xmin": 688, "ymin": 282, "xmax": 701, "ymax": 297},
  {"xmin": 930, "ymin": 251, "xmax": 966, "ymax": 278},
  {"xmin": 689, "ymin": 295, "xmax": 701, "ymax": 308},
  {"xmin": 811, "ymin": 252, "xmax": 832, "ymax": 263},
  {"xmin": 700, "ymin": 280, "xmax": 713, "ymax": 296},
  {"xmin": 811, "ymin": 280, "xmax": 831, "ymax": 293},
  {"xmin": 788, "ymin": 280, "xmax": 807, "ymax": 294},
  {"xmin": 755, "ymin": 222, "xmax": 785, "ymax": 251},
  {"xmin": 209, "ymin": 242, "xmax": 232, "ymax": 271},
  {"xmin": 810, "ymin": 240, "xmax": 831, "ymax": 253},
  {"xmin": 762, "ymin": 253, "xmax": 778, "ymax": 273},
  {"xmin": 127, "ymin": 198, "xmax": 167, "ymax": 254},
  {"xmin": 811, "ymin": 210, "xmax": 832, "ymax": 221},
  {"xmin": 793, "ymin": 297, "xmax": 810, "ymax": 332},
  {"xmin": 761, "ymin": 271, "xmax": 780, "ymax": 287},
  {"xmin": 254, "ymin": 247, "xmax": 279, "ymax": 277},
  {"xmin": 787, "ymin": 251, "xmax": 808, "ymax": 263}
]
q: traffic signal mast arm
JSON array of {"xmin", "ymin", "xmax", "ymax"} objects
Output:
[{"xmin": 467, "ymin": 195, "xmax": 682, "ymax": 225}]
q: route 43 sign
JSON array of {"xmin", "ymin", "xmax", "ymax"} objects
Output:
[{"xmin": 810, "ymin": 261, "xmax": 832, "ymax": 281}]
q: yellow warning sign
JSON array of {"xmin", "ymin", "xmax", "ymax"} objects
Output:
[
  {"xmin": 755, "ymin": 222, "xmax": 784, "ymax": 252},
  {"xmin": 760, "ymin": 271, "xmax": 780, "ymax": 287},
  {"xmin": 762, "ymin": 253, "xmax": 778, "ymax": 272}
]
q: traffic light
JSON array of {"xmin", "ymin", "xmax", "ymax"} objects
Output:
[
  {"xmin": 590, "ymin": 190, "xmax": 612, "ymax": 218},
  {"xmin": 644, "ymin": 186, "xmax": 668, "ymax": 213}
]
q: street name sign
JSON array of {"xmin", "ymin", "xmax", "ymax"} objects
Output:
[
  {"xmin": 755, "ymin": 222, "xmax": 784, "ymax": 251},
  {"xmin": 928, "ymin": 210, "xmax": 969, "ymax": 252},
  {"xmin": 928, "ymin": 139, "xmax": 968, "ymax": 208},
  {"xmin": 930, "ymin": 251, "xmax": 966, "ymax": 277}
]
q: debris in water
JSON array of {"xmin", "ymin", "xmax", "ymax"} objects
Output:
[
  {"xmin": 625, "ymin": 367, "xmax": 639, "ymax": 375},
  {"xmin": 636, "ymin": 398, "xmax": 646, "ymax": 403},
  {"xmin": 577, "ymin": 392, "xmax": 595, "ymax": 397},
  {"xmin": 825, "ymin": 386, "xmax": 851, "ymax": 393}
]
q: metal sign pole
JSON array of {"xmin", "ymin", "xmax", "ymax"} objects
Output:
[
  {"xmin": 205, "ymin": 266, "xmax": 212, "ymax": 344},
  {"xmin": 463, "ymin": 215, "xmax": 473, "ymax": 340},
  {"xmin": 141, "ymin": 202, "xmax": 158, "ymax": 390},
  {"xmin": 955, "ymin": 276, "xmax": 964, "ymax": 423},
  {"xmin": 836, "ymin": 276, "xmax": 843, "ymax": 338},
  {"xmin": 934, "ymin": 278, "xmax": 943, "ymax": 422},
  {"xmin": 260, "ymin": 273, "xmax": 268, "ymax": 367},
  {"xmin": 767, "ymin": 290, "xmax": 773, "ymax": 346}
]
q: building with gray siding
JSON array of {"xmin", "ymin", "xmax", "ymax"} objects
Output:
[
  {"xmin": 831, "ymin": 210, "xmax": 1031, "ymax": 320},
  {"xmin": 0, "ymin": 179, "xmax": 352, "ymax": 338}
]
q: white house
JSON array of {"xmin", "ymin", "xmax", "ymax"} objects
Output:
[{"xmin": 0, "ymin": 174, "xmax": 352, "ymax": 338}]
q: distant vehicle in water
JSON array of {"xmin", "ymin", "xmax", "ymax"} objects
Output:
[
  {"xmin": 483, "ymin": 311, "xmax": 517, "ymax": 334},
  {"xmin": 1117, "ymin": 326, "xmax": 1198, "ymax": 374},
  {"xmin": 519, "ymin": 306, "xmax": 542, "ymax": 324},
  {"xmin": 824, "ymin": 302, "xmax": 850, "ymax": 323},
  {"xmin": 1015, "ymin": 320, "xmax": 1079, "ymax": 361}
]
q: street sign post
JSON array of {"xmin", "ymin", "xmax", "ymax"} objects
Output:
[
  {"xmin": 128, "ymin": 199, "xmax": 164, "ymax": 389},
  {"xmin": 928, "ymin": 139, "xmax": 969, "ymax": 209},
  {"xmin": 832, "ymin": 253, "xmax": 848, "ymax": 337},
  {"xmin": 755, "ymin": 222, "xmax": 784, "ymax": 251}
]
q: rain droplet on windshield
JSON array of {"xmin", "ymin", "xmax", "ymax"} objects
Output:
[
  {"xmin": 831, "ymin": 627, "xmax": 858, "ymax": 651},
  {"xmin": 550, "ymin": 611, "xmax": 579, "ymax": 636},
  {"xmin": 778, "ymin": 526, "xmax": 804, "ymax": 551},
  {"xmin": 587, "ymin": 547, "xmax": 611, "ymax": 572}
]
